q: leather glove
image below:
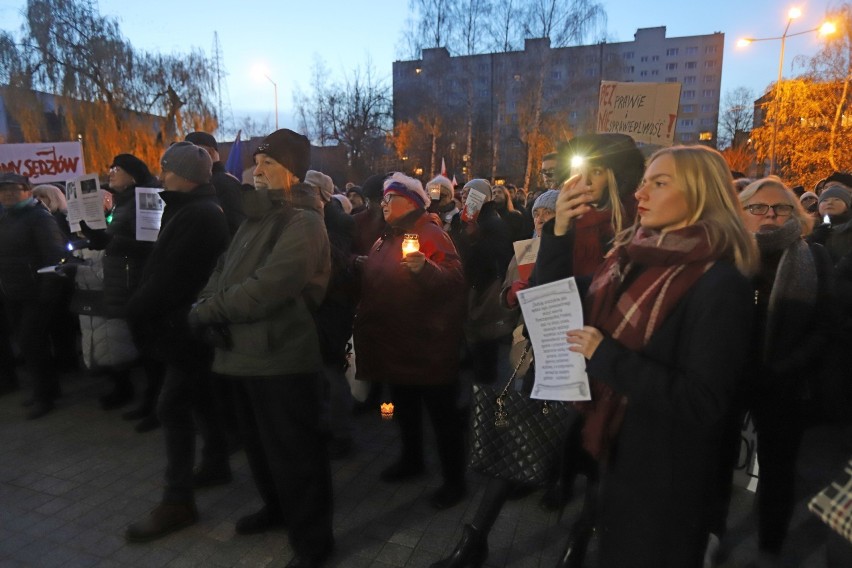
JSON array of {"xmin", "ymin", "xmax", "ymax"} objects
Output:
[{"xmin": 78, "ymin": 220, "xmax": 112, "ymax": 250}]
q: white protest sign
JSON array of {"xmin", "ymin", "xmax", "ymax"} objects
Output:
[
  {"xmin": 597, "ymin": 81, "xmax": 681, "ymax": 146},
  {"xmin": 65, "ymin": 174, "xmax": 106, "ymax": 232},
  {"xmin": 0, "ymin": 141, "xmax": 85, "ymax": 183},
  {"xmin": 135, "ymin": 187, "xmax": 165, "ymax": 242}
]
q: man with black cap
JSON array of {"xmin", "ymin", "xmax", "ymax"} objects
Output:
[
  {"xmin": 0, "ymin": 173, "xmax": 67, "ymax": 418},
  {"xmin": 124, "ymin": 142, "xmax": 231, "ymax": 542},
  {"xmin": 184, "ymin": 131, "xmax": 245, "ymax": 235},
  {"xmin": 191, "ymin": 129, "xmax": 333, "ymax": 567}
]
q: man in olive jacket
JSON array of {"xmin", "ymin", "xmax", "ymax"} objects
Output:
[{"xmin": 191, "ymin": 129, "xmax": 333, "ymax": 568}]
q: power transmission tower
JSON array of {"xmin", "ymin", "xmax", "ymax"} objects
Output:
[{"xmin": 212, "ymin": 31, "xmax": 235, "ymax": 138}]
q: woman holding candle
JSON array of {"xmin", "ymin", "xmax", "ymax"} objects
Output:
[
  {"xmin": 564, "ymin": 145, "xmax": 757, "ymax": 567},
  {"xmin": 353, "ymin": 172, "xmax": 468, "ymax": 510}
]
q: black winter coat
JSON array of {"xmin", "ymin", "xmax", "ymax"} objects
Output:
[
  {"xmin": 0, "ymin": 199, "xmax": 66, "ymax": 302},
  {"xmin": 538, "ymin": 256, "xmax": 753, "ymax": 568},
  {"xmin": 211, "ymin": 161, "xmax": 245, "ymax": 236},
  {"xmin": 315, "ymin": 200, "xmax": 357, "ymax": 366},
  {"xmin": 449, "ymin": 201, "xmax": 514, "ymax": 292},
  {"xmin": 126, "ymin": 184, "xmax": 229, "ymax": 367},
  {"xmin": 102, "ymin": 187, "xmax": 154, "ymax": 316},
  {"xmin": 590, "ymin": 262, "xmax": 752, "ymax": 568}
]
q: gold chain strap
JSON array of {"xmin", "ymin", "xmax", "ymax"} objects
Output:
[{"xmin": 494, "ymin": 343, "xmax": 532, "ymax": 428}]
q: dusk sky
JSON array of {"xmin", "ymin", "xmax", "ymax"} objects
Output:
[{"xmin": 0, "ymin": 0, "xmax": 841, "ymax": 136}]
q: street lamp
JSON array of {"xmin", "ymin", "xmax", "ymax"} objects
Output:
[
  {"xmin": 252, "ymin": 64, "xmax": 279, "ymax": 130},
  {"xmin": 738, "ymin": 8, "xmax": 836, "ymax": 174}
]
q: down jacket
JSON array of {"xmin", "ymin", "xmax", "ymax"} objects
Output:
[{"xmin": 73, "ymin": 248, "xmax": 138, "ymax": 369}]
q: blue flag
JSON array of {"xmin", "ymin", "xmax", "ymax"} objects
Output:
[{"xmin": 224, "ymin": 130, "xmax": 243, "ymax": 180}]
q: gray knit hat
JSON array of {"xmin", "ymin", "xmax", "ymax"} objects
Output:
[
  {"xmin": 161, "ymin": 142, "xmax": 212, "ymax": 184},
  {"xmin": 818, "ymin": 185, "xmax": 852, "ymax": 209},
  {"xmin": 463, "ymin": 179, "xmax": 492, "ymax": 201},
  {"xmin": 304, "ymin": 170, "xmax": 334, "ymax": 202},
  {"xmin": 532, "ymin": 189, "xmax": 559, "ymax": 214}
]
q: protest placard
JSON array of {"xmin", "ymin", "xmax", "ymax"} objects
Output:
[
  {"xmin": 0, "ymin": 141, "xmax": 85, "ymax": 183},
  {"xmin": 65, "ymin": 174, "xmax": 106, "ymax": 233},
  {"xmin": 135, "ymin": 187, "xmax": 164, "ymax": 242},
  {"xmin": 597, "ymin": 81, "xmax": 681, "ymax": 146},
  {"xmin": 460, "ymin": 188, "xmax": 487, "ymax": 223},
  {"xmin": 512, "ymin": 238, "xmax": 541, "ymax": 281}
]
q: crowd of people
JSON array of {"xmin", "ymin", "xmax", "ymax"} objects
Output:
[{"xmin": 0, "ymin": 128, "xmax": 850, "ymax": 568}]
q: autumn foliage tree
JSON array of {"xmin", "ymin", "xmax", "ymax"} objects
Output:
[
  {"xmin": 751, "ymin": 3, "xmax": 852, "ymax": 187},
  {"xmin": 0, "ymin": 0, "xmax": 218, "ymax": 174}
]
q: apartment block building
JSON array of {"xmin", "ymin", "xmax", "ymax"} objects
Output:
[{"xmin": 392, "ymin": 26, "xmax": 724, "ymax": 183}]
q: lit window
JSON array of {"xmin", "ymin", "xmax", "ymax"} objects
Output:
[{"xmin": 699, "ymin": 131, "xmax": 713, "ymax": 141}]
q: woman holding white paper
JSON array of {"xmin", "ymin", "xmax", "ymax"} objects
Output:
[
  {"xmin": 565, "ymin": 145, "xmax": 757, "ymax": 568},
  {"xmin": 76, "ymin": 154, "xmax": 163, "ymax": 431},
  {"xmin": 433, "ymin": 134, "xmax": 645, "ymax": 568}
]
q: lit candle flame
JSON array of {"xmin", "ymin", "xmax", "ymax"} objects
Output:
[
  {"xmin": 401, "ymin": 234, "xmax": 420, "ymax": 256},
  {"xmin": 381, "ymin": 402, "xmax": 394, "ymax": 420}
]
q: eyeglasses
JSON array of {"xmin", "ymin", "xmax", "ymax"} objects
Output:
[
  {"xmin": 381, "ymin": 194, "xmax": 399, "ymax": 205},
  {"xmin": 743, "ymin": 203, "xmax": 795, "ymax": 216}
]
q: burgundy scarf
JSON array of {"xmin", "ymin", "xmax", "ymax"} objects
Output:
[
  {"xmin": 573, "ymin": 208, "xmax": 615, "ymax": 276},
  {"xmin": 578, "ymin": 222, "xmax": 719, "ymax": 460}
]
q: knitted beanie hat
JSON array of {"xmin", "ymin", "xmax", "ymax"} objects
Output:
[{"xmin": 383, "ymin": 172, "xmax": 429, "ymax": 208}]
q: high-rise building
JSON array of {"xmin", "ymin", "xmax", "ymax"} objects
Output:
[{"xmin": 392, "ymin": 26, "xmax": 724, "ymax": 184}]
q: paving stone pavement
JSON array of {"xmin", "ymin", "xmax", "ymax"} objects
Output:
[{"xmin": 0, "ymin": 370, "xmax": 843, "ymax": 567}]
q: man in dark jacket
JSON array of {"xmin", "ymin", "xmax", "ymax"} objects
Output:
[
  {"xmin": 0, "ymin": 173, "xmax": 67, "ymax": 419},
  {"xmin": 124, "ymin": 142, "xmax": 231, "ymax": 543},
  {"xmin": 185, "ymin": 131, "xmax": 245, "ymax": 236}
]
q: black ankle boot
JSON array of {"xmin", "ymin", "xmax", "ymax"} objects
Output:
[
  {"xmin": 431, "ymin": 524, "xmax": 487, "ymax": 568},
  {"xmin": 556, "ymin": 519, "xmax": 594, "ymax": 568}
]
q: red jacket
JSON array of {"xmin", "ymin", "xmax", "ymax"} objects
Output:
[{"xmin": 354, "ymin": 210, "xmax": 465, "ymax": 385}]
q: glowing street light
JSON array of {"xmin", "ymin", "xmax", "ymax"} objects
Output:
[
  {"xmin": 737, "ymin": 8, "xmax": 836, "ymax": 174},
  {"xmin": 251, "ymin": 64, "xmax": 279, "ymax": 130}
]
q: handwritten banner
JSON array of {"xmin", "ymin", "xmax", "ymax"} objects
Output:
[
  {"xmin": 0, "ymin": 141, "xmax": 85, "ymax": 183},
  {"xmin": 597, "ymin": 81, "xmax": 681, "ymax": 146}
]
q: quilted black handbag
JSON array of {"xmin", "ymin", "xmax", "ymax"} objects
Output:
[{"xmin": 469, "ymin": 345, "xmax": 576, "ymax": 486}]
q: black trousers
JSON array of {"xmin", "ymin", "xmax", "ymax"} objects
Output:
[
  {"xmin": 230, "ymin": 374, "xmax": 333, "ymax": 558},
  {"xmin": 753, "ymin": 403, "xmax": 805, "ymax": 553},
  {"xmin": 157, "ymin": 361, "xmax": 229, "ymax": 504},
  {"xmin": 1, "ymin": 299, "xmax": 58, "ymax": 402},
  {"xmin": 388, "ymin": 382, "xmax": 466, "ymax": 483}
]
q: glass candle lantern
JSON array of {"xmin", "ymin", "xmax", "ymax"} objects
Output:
[{"xmin": 401, "ymin": 234, "xmax": 420, "ymax": 256}]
